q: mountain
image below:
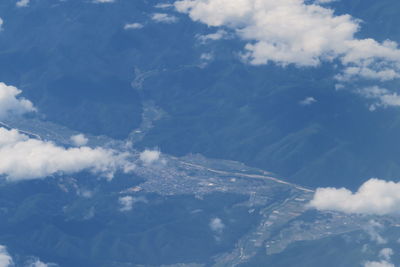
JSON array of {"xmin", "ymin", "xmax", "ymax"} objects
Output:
[
  {"xmin": 1, "ymin": 117, "xmax": 399, "ymax": 267},
  {"xmin": 1, "ymin": 0, "xmax": 400, "ymax": 266},
  {"xmin": 1, "ymin": 0, "xmax": 400, "ymax": 189}
]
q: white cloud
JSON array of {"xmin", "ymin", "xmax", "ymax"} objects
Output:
[
  {"xmin": 29, "ymin": 261, "xmax": 47, "ymax": 267},
  {"xmin": 77, "ymin": 188, "xmax": 93, "ymax": 198},
  {"xmin": 119, "ymin": 196, "xmax": 134, "ymax": 211},
  {"xmin": 357, "ymin": 86, "xmax": 400, "ymax": 110},
  {"xmin": 200, "ymin": 53, "xmax": 213, "ymax": 61},
  {"xmin": 151, "ymin": 13, "xmax": 178, "ymax": 23},
  {"xmin": 118, "ymin": 196, "xmax": 148, "ymax": 212},
  {"xmin": 199, "ymin": 53, "xmax": 214, "ymax": 67},
  {"xmin": 209, "ymin": 217, "xmax": 225, "ymax": 233},
  {"xmin": 124, "ymin": 23, "xmax": 144, "ymax": 30},
  {"xmin": 0, "ymin": 245, "xmax": 12, "ymax": 267},
  {"xmin": 0, "ymin": 83, "xmax": 135, "ymax": 182},
  {"xmin": 197, "ymin": 29, "xmax": 230, "ymax": 43},
  {"xmin": 379, "ymin": 248, "xmax": 394, "ymax": 261},
  {"xmin": 139, "ymin": 149, "xmax": 161, "ymax": 165},
  {"xmin": 70, "ymin": 134, "xmax": 88, "ymax": 146},
  {"xmin": 309, "ymin": 178, "xmax": 400, "ymax": 215},
  {"xmin": 25, "ymin": 257, "xmax": 58, "ymax": 267},
  {"xmin": 299, "ymin": 96, "xmax": 317, "ymax": 106},
  {"xmin": 155, "ymin": 3, "xmax": 174, "ymax": 9},
  {"xmin": 337, "ymin": 64, "xmax": 400, "ymax": 82},
  {"xmin": 364, "ymin": 220, "xmax": 387, "ymax": 245},
  {"xmin": 364, "ymin": 260, "xmax": 394, "ymax": 267},
  {"xmin": 363, "ymin": 248, "xmax": 395, "ymax": 267},
  {"xmin": 26, "ymin": 260, "xmax": 48, "ymax": 267},
  {"xmin": 0, "ymin": 82, "xmax": 36, "ymax": 119},
  {"xmin": 174, "ymin": 0, "xmax": 400, "ymax": 82},
  {"xmin": 16, "ymin": 0, "xmax": 30, "ymax": 7},
  {"xmin": 0, "ymin": 18, "xmax": 3, "ymax": 31},
  {"xmin": 0, "ymin": 127, "xmax": 135, "ymax": 181}
]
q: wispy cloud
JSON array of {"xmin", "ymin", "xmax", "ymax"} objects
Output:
[
  {"xmin": 124, "ymin": 23, "xmax": 144, "ymax": 30},
  {"xmin": 25, "ymin": 257, "xmax": 58, "ymax": 267},
  {"xmin": 118, "ymin": 196, "xmax": 147, "ymax": 212},
  {"xmin": 357, "ymin": 86, "xmax": 400, "ymax": 111},
  {"xmin": 363, "ymin": 247, "xmax": 395, "ymax": 267},
  {"xmin": 93, "ymin": 0, "xmax": 115, "ymax": 3},
  {"xmin": 16, "ymin": 0, "xmax": 30, "ymax": 7},
  {"xmin": 197, "ymin": 29, "xmax": 230, "ymax": 43},
  {"xmin": 364, "ymin": 260, "xmax": 394, "ymax": 267},
  {"xmin": 151, "ymin": 13, "xmax": 178, "ymax": 23},
  {"xmin": 299, "ymin": 96, "xmax": 317, "ymax": 106},
  {"xmin": 155, "ymin": 3, "xmax": 174, "ymax": 9},
  {"xmin": 364, "ymin": 220, "xmax": 387, "ymax": 245},
  {"xmin": 119, "ymin": 196, "xmax": 134, "ymax": 212},
  {"xmin": 379, "ymin": 248, "xmax": 393, "ymax": 261}
]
